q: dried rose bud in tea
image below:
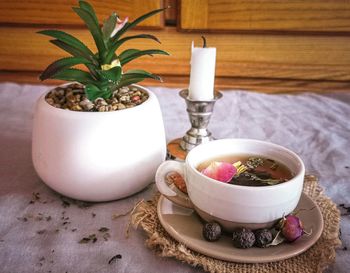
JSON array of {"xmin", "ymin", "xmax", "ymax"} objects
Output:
[{"xmin": 201, "ymin": 162, "xmax": 237, "ymax": 182}]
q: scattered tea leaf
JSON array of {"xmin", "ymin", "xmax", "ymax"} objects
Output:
[
  {"xmin": 338, "ymin": 204, "xmax": 350, "ymax": 216},
  {"xmin": 71, "ymin": 228, "xmax": 77, "ymax": 232},
  {"xmin": 76, "ymin": 200, "xmax": 93, "ymax": 209},
  {"xmin": 266, "ymin": 230, "xmax": 285, "ymax": 247},
  {"xmin": 60, "ymin": 195, "xmax": 93, "ymax": 209},
  {"xmin": 61, "ymin": 199, "xmax": 71, "ymax": 208},
  {"xmin": 98, "ymin": 227, "xmax": 109, "ymax": 233},
  {"xmin": 37, "ymin": 229, "xmax": 46, "ymax": 235},
  {"xmin": 79, "ymin": 237, "xmax": 91, "ymax": 244},
  {"xmin": 29, "ymin": 192, "xmax": 41, "ymax": 204},
  {"xmin": 103, "ymin": 232, "xmax": 111, "ymax": 241},
  {"xmin": 35, "ymin": 214, "xmax": 44, "ymax": 221},
  {"xmin": 108, "ymin": 254, "xmax": 122, "ymax": 264},
  {"xmin": 79, "ymin": 234, "xmax": 97, "ymax": 244},
  {"xmin": 90, "ymin": 234, "xmax": 97, "ymax": 243},
  {"xmin": 91, "ymin": 213, "xmax": 96, "ymax": 218},
  {"xmin": 46, "ymin": 216, "xmax": 52, "ymax": 221},
  {"xmin": 17, "ymin": 217, "xmax": 28, "ymax": 222},
  {"xmin": 39, "ymin": 256, "xmax": 45, "ymax": 262}
]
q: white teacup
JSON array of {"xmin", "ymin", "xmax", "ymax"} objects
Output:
[{"xmin": 156, "ymin": 138, "xmax": 305, "ymax": 231}]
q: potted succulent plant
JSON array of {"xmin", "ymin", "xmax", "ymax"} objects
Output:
[{"xmin": 32, "ymin": 0, "xmax": 169, "ymax": 201}]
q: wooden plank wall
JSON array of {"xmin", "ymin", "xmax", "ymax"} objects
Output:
[
  {"xmin": 0, "ymin": 0, "xmax": 349, "ymax": 93},
  {"xmin": 180, "ymin": 0, "xmax": 350, "ymax": 32},
  {"xmin": 0, "ymin": 0, "xmax": 163, "ymax": 27}
]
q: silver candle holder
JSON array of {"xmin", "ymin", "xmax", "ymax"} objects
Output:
[{"xmin": 167, "ymin": 89, "xmax": 222, "ymax": 161}]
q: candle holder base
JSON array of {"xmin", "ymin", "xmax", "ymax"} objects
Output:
[
  {"xmin": 167, "ymin": 138, "xmax": 187, "ymax": 161},
  {"xmin": 180, "ymin": 129, "xmax": 213, "ymax": 151}
]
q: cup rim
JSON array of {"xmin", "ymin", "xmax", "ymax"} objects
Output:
[{"xmin": 186, "ymin": 138, "xmax": 305, "ymax": 191}]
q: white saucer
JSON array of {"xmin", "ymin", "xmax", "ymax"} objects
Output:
[{"xmin": 157, "ymin": 193, "xmax": 323, "ymax": 263}]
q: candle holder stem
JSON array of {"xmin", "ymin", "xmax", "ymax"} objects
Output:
[
  {"xmin": 179, "ymin": 89, "xmax": 222, "ymax": 152},
  {"xmin": 166, "ymin": 90, "xmax": 222, "ymax": 161}
]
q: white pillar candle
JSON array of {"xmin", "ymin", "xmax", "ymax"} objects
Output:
[{"xmin": 188, "ymin": 41, "xmax": 216, "ymax": 101}]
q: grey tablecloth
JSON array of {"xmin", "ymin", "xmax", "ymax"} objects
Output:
[{"xmin": 0, "ymin": 82, "xmax": 349, "ymax": 273}]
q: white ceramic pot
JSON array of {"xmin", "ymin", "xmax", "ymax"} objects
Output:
[
  {"xmin": 156, "ymin": 138, "xmax": 305, "ymax": 231},
  {"xmin": 32, "ymin": 84, "xmax": 166, "ymax": 201}
]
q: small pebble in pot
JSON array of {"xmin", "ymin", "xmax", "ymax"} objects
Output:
[
  {"xmin": 131, "ymin": 95, "xmax": 140, "ymax": 102},
  {"xmin": 202, "ymin": 222, "xmax": 222, "ymax": 242},
  {"xmin": 254, "ymin": 229, "xmax": 273, "ymax": 248},
  {"xmin": 232, "ymin": 228, "xmax": 255, "ymax": 248}
]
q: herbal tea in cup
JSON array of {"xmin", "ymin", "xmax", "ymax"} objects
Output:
[
  {"xmin": 197, "ymin": 155, "xmax": 294, "ymax": 187},
  {"xmin": 155, "ymin": 139, "xmax": 305, "ymax": 231}
]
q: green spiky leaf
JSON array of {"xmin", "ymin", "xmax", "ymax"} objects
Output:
[
  {"xmin": 96, "ymin": 66, "xmax": 122, "ymax": 82},
  {"xmin": 120, "ymin": 49, "xmax": 169, "ymax": 66},
  {"xmin": 50, "ymin": 68, "xmax": 95, "ymax": 85},
  {"xmin": 102, "ymin": 12, "xmax": 117, "ymax": 43},
  {"xmin": 116, "ymin": 77, "xmax": 145, "ymax": 88},
  {"xmin": 38, "ymin": 30, "xmax": 95, "ymax": 59},
  {"xmin": 85, "ymin": 64, "xmax": 100, "ymax": 79},
  {"xmin": 40, "ymin": 57, "xmax": 93, "ymax": 80},
  {"xmin": 105, "ymin": 34, "xmax": 161, "ymax": 63},
  {"xmin": 112, "ymin": 7, "xmax": 167, "ymax": 40},
  {"xmin": 79, "ymin": 0, "xmax": 99, "ymax": 26},
  {"xmin": 72, "ymin": 7, "xmax": 106, "ymax": 59},
  {"xmin": 116, "ymin": 69, "xmax": 162, "ymax": 88},
  {"xmin": 118, "ymin": 49, "xmax": 142, "ymax": 61},
  {"xmin": 49, "ymin": 39, "xmax": 96, "ymax": 65},
  {"xmin": 84, "ymin": 83, "xmax": 111, "ymax": 100},
  {"xmin": 123, "ymin": 69, "xmax": 161, "ymax": 81}
]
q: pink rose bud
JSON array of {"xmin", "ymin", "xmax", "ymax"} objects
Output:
[
  {"xmin": 282, "ymin": 215, "xmax": 304, "ymax": 242},
  {"xmin": 201, "ymin": 162, "xmax": 237, "ymax": 183}
]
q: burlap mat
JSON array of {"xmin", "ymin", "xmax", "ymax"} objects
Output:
[{"xmin": 131, "ymin": 175, "xmax": 341, "ymax": 273}]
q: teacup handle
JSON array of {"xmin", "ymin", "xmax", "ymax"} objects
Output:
[{"xmin": 155, "ymin": 160, "xmax": 194, "ymax": 209}]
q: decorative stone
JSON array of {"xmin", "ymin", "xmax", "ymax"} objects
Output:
[
  {"xmin": 132, "ymin": 95, "xmax": 141, "ymax": 102},
  {"xmin": 119, "ymin": 95, "xmax": 130, "ymax": 103},
  {"xmin": 46, "ymin": 98, "xmax": 55, "ymax": 105},
  {"xmin": 79, "ymin": 99, "xmax": 94, "ymax": 111},
  {"xmin": 117, "ymin": 103, "xmax": 126, "ymax": 110},
  {"xmin": 95, "ymin": 98, "xmax": 108, "ymax": 106},
  {"xmin": 126, "ymin": 103, "xmax": 136, "ymax": 108},
  {"xmin": 71, "ymin": 105, "xmax": 83, "ymax": 111},
  {"xmin": 44, "ymin": 84, "xmax": 149, "ymax": 112},
  {"xmin": 119, "ymin": 87, "xmax": 129, "ymax": 94}
]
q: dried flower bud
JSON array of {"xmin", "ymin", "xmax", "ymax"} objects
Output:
[{"xmin": 282, "ymin": 215, "xmax": 303, "ymax": 242}]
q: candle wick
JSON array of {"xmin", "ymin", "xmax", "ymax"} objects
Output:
[{"xmin": 201, "ymin": 36, "xmax": 207, "ymax": 48}]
